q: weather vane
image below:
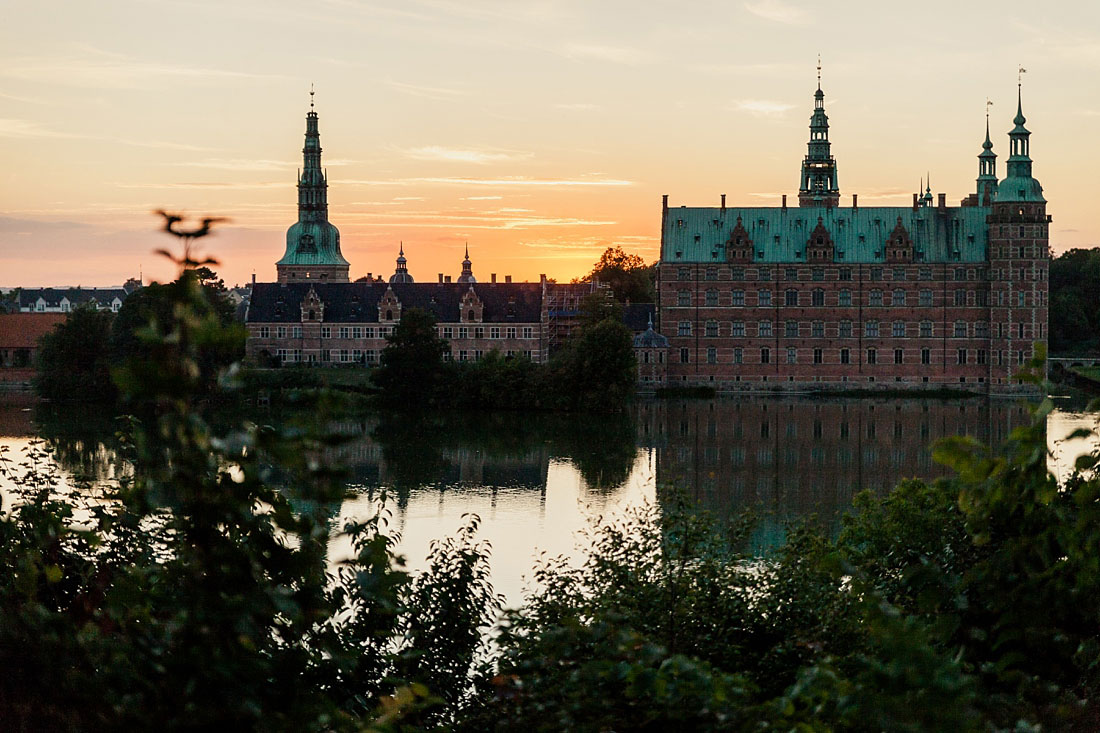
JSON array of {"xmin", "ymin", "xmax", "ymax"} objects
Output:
[
  {"xmin": 310, "ymin": 83, "xmax": 315, "ymax": 109},
  {"xmin": 817, "ymin": 54, "xmax": 821, "ymax": 88},
  {"xmin": 986, "ymin": 97, "xmax": 993, "ymax": 119},
  {"xmin": 1018, "ymin": 66, "xmax": 1027, "ymax": 85}
]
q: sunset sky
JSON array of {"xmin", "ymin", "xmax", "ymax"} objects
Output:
[{"xmin": 2, "ymin": 0, "xmax": 1098, "ymax": 287}]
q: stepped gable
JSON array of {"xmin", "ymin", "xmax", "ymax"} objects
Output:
[{"xmin": 247, "ymin": 282, "xmax": 543, "ymax": 324}]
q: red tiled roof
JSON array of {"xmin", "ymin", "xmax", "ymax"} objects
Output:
[{"xmin": 0, "ymin": 313, "xmax": 66, "ymax": 349}]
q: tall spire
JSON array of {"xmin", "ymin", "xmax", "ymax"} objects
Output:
[
  {"xmin": 976, "ymin": 98, "xmax": 998, "ymax": 203},
  {"xmin": 798, "ymin": 59, "xmax": 839, "ymax": 207},
  {"xmin": 996, "ymin": 67, "xmax": 1044, "ymax": 204},
  {"xmin": 276, "ymin": 89, "xmax": 350, "ymax": 282},
  {"xmin": 390, "ymin": 242, "xmax": 413, "ymax": 283},
  {"xmin": 457, "ymin": 242, "xmax": 476, "ymax": 283}
]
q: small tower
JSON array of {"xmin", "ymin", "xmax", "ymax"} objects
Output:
[
  {"xmin": 389, "ymin": 243, "xmax": 414, "ymax": 283},
  {"xmin": 977, "ymin": 103, "xmax": 998, "ymax": 204},
  {"xmin": 988, "ymin": 74, "xmax": 1048, "ymax": 393},
  {"xmin": 277, "ymin": 88, "xmax": 350, "ymax": 283},
  {"xmin": 457, "ymin": 243, "xmax": 476, "ymax": 284},
  {"xmin": 798, "ymin": 59, "xmax": 840, "ymax": 208}
]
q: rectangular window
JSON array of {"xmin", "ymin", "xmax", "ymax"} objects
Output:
[
  {"xmin": 733, "ymin": 347, "xmax": 743, "ymax": 364},
  {"xmin": 1018, "ymin": 291, "xmax": 1026, "ymax": 306},
  {"xmin": 892, "ymin": 289, "xmax": 906, "ymax": 306},
  {"xmin": 786, "ymin": 347, "xmax": 797, "ymax": 364},
  {"xmin": 785, "ymin": 320, "xmax": 799, "ymax": 338},
  {"xmin": 839, "ymin": 320, "xmax": 852, "ymax": 338},
  {"xmin": 760, "ymin": 347, "xmax": 770, "ymax": 364},
  {"xmin": 506, "ymin": 326, "xmax": 516, "ymax": 339},
  {"xmin": 813, "ymin": 348, "xmax": 823, "ymax": 364},
  {"xmin": 278, "ymin": 326, "xmax": 287, "ymax": 339},
  {"xmin": 474, "ymin": 349, "xmax": 483, "ymax": 361},
  {"xmin": 705, "ymin": 267, "xmax": 718, "ymax": 281},
  {"xmin": 957, "ymin": 348, "xmax": 967, "ymax": 365},
  {"xmin": 680, "ymin": 347, "xmax": 690, "ymax": 363},
  {"xmin": 892, "ymin": 321, "xmax": 905, "ymax": 338},
  {"xmin": 869, "ymin": 290, "xmax": 883, "ymax": 306},
  {"xmin": 707, "ymin": 347, "xmax": 717, "ymax": 364},
  {"xmin": 731, "ymin": 289, "xmax": 745, "ymax": 306},
  {"xmin": 919, "ymin": 289, "xmax": 933, "ymax": 307},
  {"xmin": 758, "ymin": 268, "xmax": 771, "ymax": 281},
  {"xmin": 352, "ymin": 349, "xmax": 362, "ymax": 363},
  {"xmin": 677, "ymin": 290, "xmax": 691, "ymax": 306},
  {"xmin": 812, "ymin": 267, "xmax": 824, "ymax": 281},
  {"xmin": 705, "ymin": 321, "xmax": 719, "ymax": 337},
  {"xmin": 919, "ymin": 267, "xmax": 932, "ymax": 280},
  {"xmin": 839, "ymin": 267, "xmax": 852, "ymax": 281},
  {"xmin": 920, "ymin": 321, "xmax": 932, "ymax": 338},
  {"xmin": 871, "ymin": 268, "xmax": 883, "ymax": 281},
  {"xmin": 893, "ymin": 267, "xmax": 906, "ymax": 280},
  {"xmin": 705, "ymin": 289, "xmax": 719, "ymax": 306},
  {"xmin": 490, "ymin": 327, "xmax": 500, "ymax": 339},
  {"xmin": 339, "ymin": 326, "xmax": 349, "ymax": 339},
  {"xmin": 785, "ymin": 289, "xmax": 798, "ymax": 306},
  {"xmin": 785, "ymin": 268, "xmax": 797, "ymax": 281},
  {"xmin": 840, "ymin": 348, "xmax": 850, "ymax": 364},
  {"xmin": 352, "ymin": 326, "xmax": 362, "ymax": 339},
  {"xmin": 678, "ymin": 267, "xmax": 690, "ymax": 281},
  {"xmin": 954, "ymin": 289, "xmax": 967, "ymax": 307},
  {"xmin": 474, "ymin": 327, "xmax": 485, "ymax": 339},
  {"xmin": 366, "ymin": 350, "xmax": 378, "ymax": 364},
  {"xmin": 894, "ymin": 348, "xmax": 903, "ymax": 364},
  {"xmin": 838, "ymin": 289, "xmax": 852, "ymax": 307},
  {"xmin": 865, "ymin": 321, "xmax": 879, "ymax": 338},
  {"xmin": 812, "ymin": 289, "xmax": 825, "ymax": 306},
  {"xmin": 977, "ymin": 349, "xmax": 987, "ymax": 365},
  {"xmin": 459, "ymin": 350, "xmax": 468, "ymax": 361},
  {"xmin": 522, "ymin": 327, "xmax": 533, "ymax": 339},
  {"xmin": 364, "ymin": 327, "xmax": 376, "ymax": 339},
  {"xmin": 867, "ymin": 348, "xmax": 877, "ymax": 364},
  {"xmin": 731, "ymin": 267, "xmax": 744, "ymax": 280},
  {"xmin": 975, "ymin": 322, "xmax": 988, "ymax": 339},
  {"xmin": 443, "ymin": 326, "xmax": 453, "ymax": 339},
  {"xmin": 259, "ymin": 326, "xmax": 270, "ymax": 338},
  {"xmin": 758, "ymin": 289, "xmax": 772, "ymax": 306},
  {"xmin": 921, "ymin": 348, "xmax": 931, "ymax": 365},
  {"xmin": 321, "ymin": 349, "xmax": 330, "ymax": 362},
  {"xmin": 678, "ymin": 321, "xmax": 692, "ymax": 336},
  {"xmin": 954, "ymin": 321, "xmax": 967, "ymax": 338},
  {"xmin": 731, "ymin": 321, "xmax": 745, "ymax": 337},
  {"xmin": 458, "ymin": 326, "xmax": 469, "ymax": 339},
  {"xmin": 812, "ymin": 321, "xmax": 824, "ymax": 338},
  {"xmin": 339, "ymin": 349, "xmax": 349, "ymax": 363},
  {"xmin": 759, "ymin": 321, "xmax": 773, "ymax": 337},
  {"xmin": 320, "ymin": 326, "xmax": 331, "ymax": 338}
]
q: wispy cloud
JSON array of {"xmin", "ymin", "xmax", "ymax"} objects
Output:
[
  {"xmin": 744, "ymin": 0, "xmax": 808, "ymax": 24},
  {"xmin": 338, "ymin": 209, "xmax": 616, "ymax": 230},
  {"xmin": 730, "ymin": 99, "xmax": 796, "ymax": 116},
  {"xmin": 554, "ymin": 103, "xmax": 599, "ymax": 111},
  {"xmin": 176, "ymin": 158, "xmax": 295, "ymax": 171},
  {"xmin": 383, "ymin": 79, "xmax": 467, "ymax": 99},
  {"xmin": 0, "ymin": 118, "xmax": 209, "ymax": 151},
  {"xmin": 404, "ymin": 146, "xmax": 533, "ymax": 164},
  {"xmin": 0, "ymin": 215, "xmax": 88, "ymax": 233},
  {"xmin": 563, "ymin": 44, "xmax": 647, "ymax": 65},
  {"xmin": 1, "ymin": 48, "xmax": 284, "ymax": 89},
  {"xmin": 407, "ymin": 176, "xmax": 633, "ymax": 187},
  {"xmin": 115, "ymin": 181, "xmax": 293, "ymax": 190},
  {"xmin": 463, "ymin": 195, "xmax": 503, "ymax": 200}
]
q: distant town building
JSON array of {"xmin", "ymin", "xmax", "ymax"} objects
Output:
[
  {"xmin": 0, "ymin": 313, "xmax": 65, "ymax": 387},
  {"xmin": 17, "ymin": 287, "xmax": 131, "ymax": 314},
  {"xmin": 633, "ymin": 314, "xmax": 669, "ymax": 389},
  {"xmin": 657, "ymin": 75, "xmax": 1048, "ymax": 395}
]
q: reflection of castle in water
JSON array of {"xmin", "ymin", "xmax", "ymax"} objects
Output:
[{"xmin": 639, "ymin": 398, "xmax": 1033, "ymax": 519}]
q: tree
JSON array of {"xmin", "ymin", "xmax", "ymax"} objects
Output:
[
  {"xmin": 580, "ymin": 246, "xmax": 655, "ymax": 303},
  {"xmin": 372, "ymin": 308, "xmax": 448, "ymax": 407},
  {"xmin": 1049, "ymin": 247, "xmax": 1100, "ymax": 354},
  {"xmin": 33, "ymin": 305, "xmax": 116, "ymax": 402},
  {"xmin": 551, "ymin": 317, "xmax": 636, "ymax": 412}
]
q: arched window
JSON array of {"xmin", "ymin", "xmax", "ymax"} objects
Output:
[
  {"xmin": 386, "ymin": 309, "xmax": 393, "ymax": 320},
  {"xmin": 308, "ymin": 310, "xmax": 315, "ymax": 320},
  {"xmin": 468, "ymin": 309, "xmax": 475, "ymax": 320}
]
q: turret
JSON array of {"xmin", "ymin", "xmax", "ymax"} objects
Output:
[
  {"xmin": 276, "ymin": 88, "xmax": 350, "ymax": 283},
  {"xmin": 977, "ymin": 105, "xmax": 998, "ymax": 204},
  {"xmin": 798, "ymin": 60, "xmax": 840, "ymax": 207},
  {"xmin": 996, "ymin": 80, "xmax": 1044, "ymax": 206},
  {"xmin": 457, "ymin": 243, "xmax": 476, "ymax": 284},
  {"xmin": 389, "ymin": 243, "xmax": 414, "ymax": 283}
]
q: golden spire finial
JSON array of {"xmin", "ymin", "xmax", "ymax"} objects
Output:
[{"xmin": 310, "ymin": 83, "xmax": 315, "ymax": 110}]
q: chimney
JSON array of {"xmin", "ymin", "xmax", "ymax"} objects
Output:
[
  {"xmin": 912, "ymin": 193, "xmax": 919, "ymax": 211},
  {"xmin": 445, "ymin": 275, "xmax": 452, "ymax": 283},
  {"xmin": 505, "ymin": 275, "xmax": 512, "ymax": 283},
  {"xmin": 491, "ymin": 273, "xmax": 497, "ymax": 283},
  {"xmin": 781, "ymin": 194, "xmax": 787, "ymax": 211},
  {"xmin": 367, "ymin": 272, "xmax": 373, "ymax": 281},
  {"xmin": 662, "ymin": 194, "xmax": 668, "ymax": 211},
  {"xmin": 720, "ymin": 194, "xmax": 726, "ymax": 211},
  {"xmin": 251, "ymin": 272, "xmax": 256, "ymax": 286},
  {"xmin": 852, "ymin": 194, "xmax": 858, "ymax": 210},
  {"xmin": 539, "ymin": 273, "xmax": 547, "ymax": 284},
  {"xmin": 438, "ymin": 273, "xmax": 444, "ymax": 283},
  {"xmin": 937, "ymin": 192, "xmax": 946, "ymax": 210}
]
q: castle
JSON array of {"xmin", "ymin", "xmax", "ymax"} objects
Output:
[
  {"xmin": 655, "ymin": 75, "xmax": 1049, "ymax": 395},
  {"xmin": 246, "ymin": 96, "xmax": 601, "ymax": 366}
]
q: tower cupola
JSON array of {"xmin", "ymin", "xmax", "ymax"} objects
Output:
[
  {"xmin": 389, "ymin": 243, "xmax": 414, "ymax": 283},
  {"xmin": 997, "ymin": 75, "xmax": 1045, "ymax": 204},
  {"xmin": 798, "ymin": 60, "xmax": 840, "ymax": 208},
  {"xmin": 457, "ymin": 243, "xmax": 476, "ymax": 284},
  {"xmin": 977, "ymin": 103, "xmax": 998, "ymax": 204}
]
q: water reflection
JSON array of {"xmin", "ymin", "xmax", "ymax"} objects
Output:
[{"xmin": 2, "ymin": 393, "xmax": 1097, "ymax": 606}]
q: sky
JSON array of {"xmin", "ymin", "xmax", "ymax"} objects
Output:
[{"xmin": 2, "ymin": 0, "xmax": 1099, "ymax": 287}]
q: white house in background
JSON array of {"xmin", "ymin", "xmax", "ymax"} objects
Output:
[{"xmin": 17, "ymin": 284, "xmax": 139, "ymax": 314}]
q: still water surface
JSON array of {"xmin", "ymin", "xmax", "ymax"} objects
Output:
[{"xmin": 1, "ymin": 393, "xmax": 1096, "ymax": 607}]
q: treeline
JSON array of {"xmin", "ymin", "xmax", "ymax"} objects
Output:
[
  {"xmin": 372, "ymin": 306, "xmax": 636, "ymax": 412},
  {"xmin": 1050, "ymin": 247, "xmax": 1100, "ymax": 354},
  {"xmin": 34, "ymin": 267, "xmax": 244, "ymax": 403},
  {"xmin": 4, "ymin": 246, "xmax": 1100, "ymax": 730}
]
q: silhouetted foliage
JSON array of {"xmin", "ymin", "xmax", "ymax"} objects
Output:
[
  {"xmin": 372, "ymin": 307, "xmax": 449, "ymax": 408},
  {"xmin": 33, "ymin": 305, "xmax": 117, "ymax": 402},
  {"xmin": 579, "ymin": 245, "xmax": 655, "ymax": 303},
  {"xmin": 1050, "ymin": 247, "xmax": 1100, "ymax": 354}
]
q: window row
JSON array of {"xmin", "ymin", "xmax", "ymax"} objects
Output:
[
  {"xmin": 675, "ymin": 265, "xmax": 989, "ymax": 283},
  {"xmin": 673, "ymin": 288, "xmax": 998, "ymax": 308},
  {"xmin": 677, "ymin": 346, "xmax": 1028, "ymax": 366},
  {"xmin": 258, "ymin": 325, "xmax": 536, "ymax": 340},
  {"xmin": 677, "ymin": 320, "xmax": 996, "ymax": 339}
]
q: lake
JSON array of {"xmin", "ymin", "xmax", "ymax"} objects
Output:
[{"xmin": 1, "ymin": 392, "xmax": 1097, "ymax": 607}]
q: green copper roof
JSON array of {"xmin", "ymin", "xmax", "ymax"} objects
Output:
[
  {"xmin": 662, "ymin": 205, "xmax": 990, "ymax": 264},
  {"xmin": 995, "ymin": 175, "xmax": 1045, "ymax": 204}
]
